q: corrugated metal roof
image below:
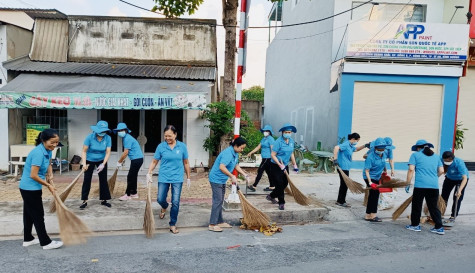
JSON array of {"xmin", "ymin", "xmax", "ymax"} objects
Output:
[
  {"xmin": 0, "ymin": 8, "xmax": 67, "ymax": 19},
  {"xmin": 29, "ymin": 19, "xmax": 69, "ymax": 62},
  {"xmin": 4, "ymin": 57, "xmax": 216, "ymax": 81}
]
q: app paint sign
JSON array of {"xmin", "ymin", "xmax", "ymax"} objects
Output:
[{"xmin": 346, "ymin": 21, "xmax": 469, "ymax": 61}]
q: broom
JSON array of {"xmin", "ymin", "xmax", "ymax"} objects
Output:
[
  {"xmin": 423, "ymin": 196, "xmax": 447, "ymax": 216},
  {"xmin": 47, "ymin": 177, "xmax": 92, "ymax": 245},
  {"xmin": 143, "ymin": 180, "xmax": 155, "ymax": 238},
  {"xmin": 392, "ymin": 195, "xmax": 413, "ymax": 221},
  {"xmin": 237, "ymin": 189, "xmax": 271, "ymax": 227},
  {"xmin": 376, "ymin": 179, "xmax": 409, "ymax": 189},
  {"xmin": 49, "ymin": 169, "xmax": 86, "ymax": 213},
  {"xmin": 285, "ymin": 186, "xmax": 293, "ymax": 195},
  {"xmin": 93, "ymin": 167, "xmax": 119, "ymax": 196},
  {"xmin": 284, "ymin": 170, "xmax": 311, "ymax": 206},
  {"xmin": 337, "ymin": 167, "xmax": 365, "ymax": 194}
]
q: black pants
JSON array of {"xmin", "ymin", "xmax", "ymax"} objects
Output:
[
  {"xmin": 82, "ymin": 160, "xmax": 111, "ymax": 201},
  {"xmin": 269, "ymin": 163, "xmax": 288, "ymax": 205},
  {"xmin": 126, "ymin": 158, "xmax": 144, "ymax": 195},
  {"xmin": 365, "ymin": 178, "xmax": 380, "ymax": 214},
  {"xmin": 20, "ymin": 189, "xmax": 52, "ymax": 246},
  {"xmin": 441, "ymin": 177, "xmax": 468, "ymax": 218},
  {"xmin": 337, "ymin": 169, "xmax": 350, "ymax": 204},
  {"xmin": 411, "ymin": 187, "xmax": 442, "ymax": 229},
  {"xmin": 253, "ymin": 158, "xmax": 273, "ymax": 187}
]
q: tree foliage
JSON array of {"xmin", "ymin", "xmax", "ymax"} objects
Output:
[
  {"xmin": 152, "ymin": 0, "xmax": 204, "ymax": 17},
  {"xmin": 201, "ymin": 102, "xmax": 235, "ymax": 154},
  {"xmin": 242, "ymin": 85, "xmax": 264, "ymax": 102},
  {"xmin": 455, "ymin": 121, "xmax": 468, "ymax": 150}
]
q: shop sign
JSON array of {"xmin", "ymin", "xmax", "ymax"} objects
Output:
[
  {"xmin": 0, "ymin": 92, "xmax": 207, "ymax": 110},
  {"xmin": 347, "ymin": 21, "xmax": 469, "ymax": 61}
]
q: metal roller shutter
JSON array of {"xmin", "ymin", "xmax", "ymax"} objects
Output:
[{"xmin": 352, "ymin": 82, "xmax": 443, "ymax": 162}]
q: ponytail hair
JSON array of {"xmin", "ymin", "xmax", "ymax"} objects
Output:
[
  {"xmin": 421, "ymin": 145, "xmax": 434, "ymax": 156},
  {"xmin": 230, "ymin": 136, "xmax": 247, "ymax": 147},
  {"xmin": 347, "ymin": 132, "xmax": 360, "ymax": 140},
  {"xmin": 35, "ymin": 128, "xmax": 59, "ymax": 146}
]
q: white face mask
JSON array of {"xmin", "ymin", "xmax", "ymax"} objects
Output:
[
  {"xmin": 443, "ymin": 161, "xmax": 453, "ymax": 166},
  {"xmin": 263, "ymin": 132, "xmax": 270, "ymax": 137}
]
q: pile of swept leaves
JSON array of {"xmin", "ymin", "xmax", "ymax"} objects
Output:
[{"xmin": 239, "ymin": 219, "xmax": 283, "ymax": 236}]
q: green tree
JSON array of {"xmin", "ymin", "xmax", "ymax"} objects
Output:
[
  {"xmin": 455, "ymin": 121, "xmax": 468, "ymax": 150},
  {"xmin": 242, "ymin": 85, "xmax": 264, "ymax": 102},
  {"xmin": 201, "ymin": 101, "xmax": 235, "ymax": 155}
]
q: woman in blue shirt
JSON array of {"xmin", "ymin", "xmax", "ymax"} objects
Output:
[
  {"xmin": 405, "ymin": 139, "xmax": 444, "ymax": 235},
  {"xmin": 114, "ymin": 123, "xmax": 144, "ymax": 201},
  {"xmin": 363, "ymin": 137, "xmax": 388, "ymax": 222},
  {"xmin": 267, "ymin": 123, "xmax": 299, "ymax": 211},
  {"xmin": 19, "ymin": 129, "xmax": 63, "ymax": 250},
  {"xmin": 147, "ymin": 125, "xmax": 190, "ymax": 234},
  {"xmin": 208, "ymin": 137, "xmax": 249, "ymax": 232},
  {"xmin": 246, "ymin": 125, "xmax": 275, "ymax": 192},
  {"xmin": 332, "ymin": 132, "xmax": 366, "ymax": 207},
  {"xmin": 441, "ymin": 151, "xmax": 469, "ymax": 226},
  {"xmin": 80, "ymin": 120, "xmax": 112, "ymax": 209}
]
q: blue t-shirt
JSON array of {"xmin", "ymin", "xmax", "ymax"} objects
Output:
[
  {"xmin": 84, "ymin": 133, "xmax": 112, "ymax": 161},
  {"xmin": 408, "ymin": 150, "xmax": 442, "ymax": 189},
  {"xmin": 270, "ymin": 137, "xmax": 295, "ymax": 166},
  {"xmin": 445, "ymin": 157, "xmax": 469, "ymax": 181},
  {"xmin": 123, "ymin": 134, "xmax": 143, "ymax": 160},
  {"xmin": 19, "ymin": 144, "xmax": 52, "ymax": 191},
  {"xmin": 338, "ymin": 141, "xmax": 357, "ymax": 170},
  {"xmin": 363, "ymin": 151, "xmax": 387, "ymax": 180},
  {"xmin": 209, "ymin": 146, "xmax": 239, "ymax": 184},
  {"xmin": 260, "ymin": 136, "xmax": 275, "ymax": 159},
  {"xmin": 154, "ymin": 141, "xmax": 188, "ymax": 183}
]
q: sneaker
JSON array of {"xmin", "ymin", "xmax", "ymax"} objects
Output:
[
  {"xmin": 430, "ymin": 227, "xmax": 445, "ymax": 235},
  {"xmin": 118, "ymin": 194, "xmax": 130, "ymax": 201},
  {"xmin": 208, "ymin": 225, "xmax": 223, "ymax": 232},
  {"xmin": 335, "ymin": 202, "xmax": 351, "ymax": 208},
  {"xmin": 43, "ymin": 240, "xmax": 63, "ymax": 250},
  {"xmin": 101, "ymin": 200, "xmax": 112, "ymax": 208},
  {"xmin": 443, "ymin": 218, "xmax": 455, "ymax": 227},
  {"xmin": 279, "ymin": 204, "xmax": 285, "ymax": 210},
  {"xmin": 405, "ymin": 225, "xmax": 421, "ymax": 232},
  {"xmin": 79, "ymin": 202, "xmax": 87, "ymax": 210},
  {"xmin": 263, "ymin": 187, "xmax": 274, "ymax": 192},
  {"xmin": 247, "ymin": 185, "xmax": 256, "ymax": 192},
  {"xmin": 130, "ymin": 193, "xmax": 139, "ymax": 199},
  {"xmin": 266, "ymin": 195, "xmax": 278, "ymax": 204},
  {"xmin": 23, "ymin": 238, "xmax": 40, "ymax": 247}
]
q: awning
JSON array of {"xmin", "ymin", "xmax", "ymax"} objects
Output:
[{"xmin": 0, "ymin": 74, "xmax": 212, "ymax": 110}]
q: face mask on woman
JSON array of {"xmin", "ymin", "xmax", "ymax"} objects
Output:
[
  {"xmin": 118, "ymin": 131, "xmax": 126, "ymax": 138},
  {"xmin": 263, "ymin": 131, "xmax": 270, "ymax": 137},
  {"xmin": 351, "ymin": 141, "xmax": 358, "ymax": 146},
  {"xmin": 443, "ymin": 161, "xmax": 453, "ymax": 166},
  {"xmin": 97, "ymin": 132, "xmax": 106, "ymax": 137},
  {"xmin": 283, "ymin": 133, "xmax": 291, "ymax": 139},
  {"xmin": 375, "ymin": 150, "xmax": 384, "ymax": 155}
]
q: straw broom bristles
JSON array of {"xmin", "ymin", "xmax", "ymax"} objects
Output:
[
  {"xmin": 107, "ymin": 167, "xmax": 119, "ymax": 194},
  {"xmin": 392, "ymin": 195, "xmax": 413, "ymax": 220},
  {"xmin": 284, "ymin": 186, "xmax": 292, "ymax": 195},
  {"xmin": 284, "ymin": 170, "xmax": 311, "ymax": 206},
  {"xmin": 143, "ymin": 181, "xmax": 155, "ymax": 238},
  {"xmin": 49, "ymin": 169, "xmax": 86, "ymax": 213},
  {"xmin": 376, "ymin": 179, "xmax": 409, "ymax": 189},
  {"xmin": 237, "ymin": 190, "xmax": 270, "ymax": 227},
  {"xmin": 337, "ymin": 167, "xmax": 365, "ymax": 194},
  {"xmin": 423, "ymin": 195, "xmax": 447, "ymax": 216}
]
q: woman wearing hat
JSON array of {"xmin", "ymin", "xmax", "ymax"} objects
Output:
[
  {"xmin": 114, "ymin": 123, "xmax": 144, "ymax": 201},
  {"xmin": 440, "ymin": 151, "xmax": 469, "ymax": 226},
  {"xmin": 80, "ymin": 120, "xmax": 112, "ymax": 209},
  {"xmin": 246, "ymin": 125, "xmax": 275, "ymax": 192},
  {"xmin": 405, "ymin": 139, "xmax": 444, "ymax": 234},
  {"xmin": 267, "ymin": 123, "xmax": 299, "ymax": 210},
  {"xmin": 146, "ymin": 125, "xmax": 191, "ymax": 234},
  {"xmin": 19, "ymin": 129, "xmax": 63, "ymax": 249},
  {"xmin": 363, "ymin": 137, "xmax": 388, "ymax": 222},
  {"xmin": 332, "ymin": 132, "xmax": 366, "ymax": 207}
]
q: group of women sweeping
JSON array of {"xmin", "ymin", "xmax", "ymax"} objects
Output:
[
  {"xmin": 333, "ymin": 134, "xmax": 469, "ymax": 235},
  {"xmin": 18, "ymin": 120, "xmax": 469, "ymax": 249}
]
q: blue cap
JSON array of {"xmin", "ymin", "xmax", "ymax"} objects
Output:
[
  {"xmin": 260, "ymin": 124, "xmax": 274, "ymax": 135},
  {"xmin": 384, "ymin": 137, "xmax": 395, "ymax": 149},
  {"xmin": 411, "ymin": 139, "xmax": 434, "ymax": 151},
  {"xmin": 90, "ymin": 120, "xmax": 110, "ymax": 134},
  {"xmin": 113, "ymin": 122, "xmax": 131, "ymax": 133},
  {"xmin": 374, "ymin": 137, "xmax": 388, "ymax": 149},
  {"xmin": 278, "ymin": 123, "xmax": 297, "ymax": 133}
]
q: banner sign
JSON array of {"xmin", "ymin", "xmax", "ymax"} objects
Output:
[
  {"xmin": 0, "ymin": 92, "xmax": 207, "ymax": 110},
  {"xmin": 347, "ymin": 21, "xmax": 469, "ymax": 61},
  {"xmin": 26, "ymin": 124, "xmax": 50, "ymax": 145}
]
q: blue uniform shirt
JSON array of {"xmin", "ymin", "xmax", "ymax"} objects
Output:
[
  {"xmin": 154, "ymin": 141, "xmax": 188, "ymax": 183},
  {"xmin": 209, "ymin": 146, "xmax": 239, "ymax": 184},
  {"xmin": 260, "ymin": 136, "xmax": 275, "ymax": 159},
  {"xmin": 445, "ymin": 157, "xmax": 469, "ymax": 181},
  {"xmin": 19, "ymin": 144, "xmax": 51, "ymax": 191},
  {"xmin": 270, "ymin": 137, "xmax": 295, "ymax": 166},
  {"xmin": 408, "ymin": 150, "xmax": 442, "ymax": 189},
  {"xmin": 123, "ymin": 134, "xmax": 143, "ymax": 160},
  {"xmin": 84, "ymin": 133, "xmax": 112, "ymax": 161},
  {"xmin": 363, "ymin": 151, "xmax": 387, "ymax": 180},
  {"xmin": 338, "ymin": 141, "xmax": 357, "ymax": 170}
]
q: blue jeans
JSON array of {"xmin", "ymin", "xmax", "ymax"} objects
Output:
[
  {"xmin": 209, "ymin": 182, "xmax": 226, "ymax": 225},
  {"xmin": 157, "ymin": 182, "xmax": 183, "ymax": 226}
]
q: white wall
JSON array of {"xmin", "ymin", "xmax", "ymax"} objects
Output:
[
  {"xmin": 67, "ymin": 109, "xmax": 97, "ymax": 161},
  {"xmin": 457, "ymin": 68, "xmax": 475, "ymax": 161},
  {"xmin": 185, "ymin": 109, "xmax": 210, "ymax": 167},
  {"xmin": 0, "ymin": 25, "xmax": 8, "ymax": 171}
]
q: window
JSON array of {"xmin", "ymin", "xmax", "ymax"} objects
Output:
[
  {"xmin": 144, "ymin": 110, "xmax": 162, "ymax": 153},
  {"xmin": 351, "ymin": 2, "xmax": 426, "ymax": 22}
]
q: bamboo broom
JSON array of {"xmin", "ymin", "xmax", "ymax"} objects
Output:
[
  {"xmin": 392, "ymin": 195, "xmax": 413, "ymax": 221},
  {"xmin": 284, "ymin": 170, "xmax": 311, "ymax": 206},
  {"xmin": 49, "ymin": 169, "xmax": 86, "ymax": 213},
  {"xmin": 107, "ymin": 167, "xmax": 119, "ymax": 194},
  {"xmin": 423, "ymin": 196, "xmax": 447, "ymax": 216},
  {"xmin": 237, "ymin": 189, "xmax": 271, "ymax": 227},
  {"xmin": 284, "ymin": 186, "xmax": 293, "ymax": 195},
  {"xmin": 143, "ymin": 180, "xmax": 155, "ymax": 238},
  {"xmin": 337, "ymin": 167, "xmax": 365, "ymax": 194}
]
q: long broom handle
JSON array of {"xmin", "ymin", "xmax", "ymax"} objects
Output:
[{"xmin": 453, "ymin": 184, "xmax": 460, "ymax": 220}]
